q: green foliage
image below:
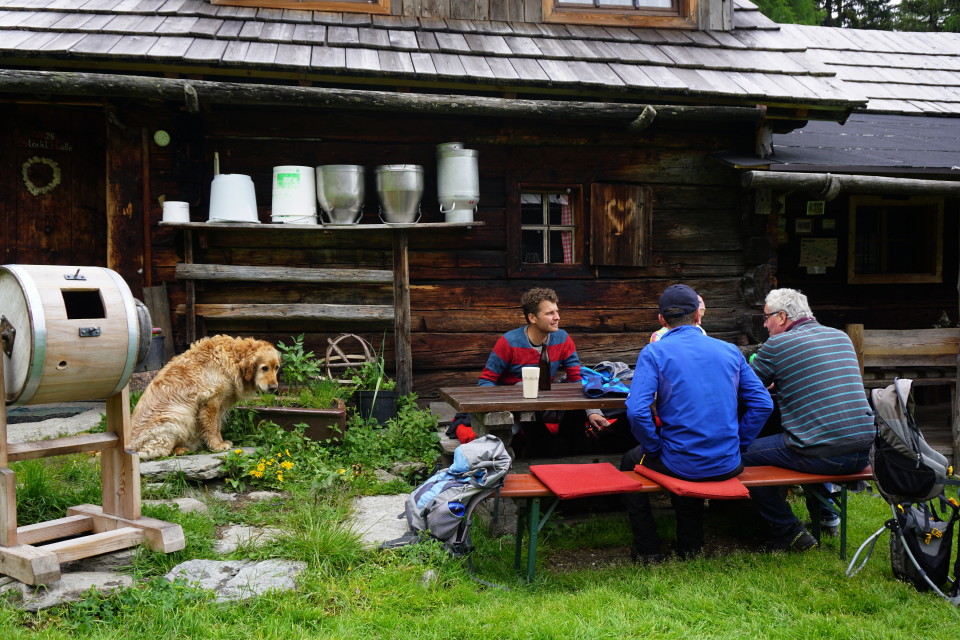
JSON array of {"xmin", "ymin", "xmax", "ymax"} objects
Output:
[
  {"xmin": 13, "ymin": 454, "xmax": 103, "ymax": 526},
  {"xmin": 754, "ymin": 0, "xmax": 823, "ymax": 24},
  {"xmin": 253, "ymin": 377, "xmax": 349, "ymax": 411},
  {"xmin": 346, "ymin": 358, "xmax": 396, "ymax": 392},
  {"xmin": 54, "ymin": 578, "xmax": 211, "ymax": 633},
  {"xmin": 275, "ymin": 334, "xmax": 323, "ymax": 394}
]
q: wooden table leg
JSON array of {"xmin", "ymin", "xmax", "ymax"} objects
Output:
[{"xmin": 471, "ymin": 411, "xmax": 515, "ymax": 455}]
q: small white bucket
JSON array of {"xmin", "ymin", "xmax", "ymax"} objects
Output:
[
  {"xmin": 162, "ymin": 200, "xmax": 190, "ymax": 223},
  {"xmin": 271, "ymin": 165, "xmax": 317, "ymax": 223},
  {"xmin": 209, "ymin": 174, "xmax": 260, "ymax": 223}
]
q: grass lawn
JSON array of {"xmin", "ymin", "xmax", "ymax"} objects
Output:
[
  {"xmin": 2, "ymin": 481, "xmax": 959, "ymax": 639},
  {"xmin": 2, "ymin": 395, "xmax": 959, "ymax": 639}
]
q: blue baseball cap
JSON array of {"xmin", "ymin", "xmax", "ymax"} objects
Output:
[{"xmin": 659, "ymin": 284, "xmax": 699, "ymax": 318}]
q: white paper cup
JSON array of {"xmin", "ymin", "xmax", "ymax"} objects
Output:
[
  {"xmin": 162, "ymin": 200, "xmax": 190, "ymax": 223},
  {"xmin": 521, "ymin": 366, "xmax": 540, "ymax": 399}
]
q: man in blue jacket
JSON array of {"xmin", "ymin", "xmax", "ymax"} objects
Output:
[{"xmin": 620, "ymin": 284, "xmax": 772, "ymax": 562}]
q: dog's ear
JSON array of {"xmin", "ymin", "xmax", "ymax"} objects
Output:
[{"xmin": 240, "ymin": 349, "xmax": 260, "ymax": 384}]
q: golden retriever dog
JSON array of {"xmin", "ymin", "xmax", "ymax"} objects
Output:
[{"xmin": 132, "ymin": 335, "xmax": 280, "ymax": 460}]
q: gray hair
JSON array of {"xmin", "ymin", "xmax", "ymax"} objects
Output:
[{"xmin": 765, "ymin": 288, "xmax": 814, "ymax": 321}]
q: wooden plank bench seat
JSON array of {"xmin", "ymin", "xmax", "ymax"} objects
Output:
[
  {"xmin": 498, "ymin": 465, "xmax": 874, "ymax": 582},
  {"xmin": 846, "ymin": 323, "xmax": 959, "ymax": 389}
]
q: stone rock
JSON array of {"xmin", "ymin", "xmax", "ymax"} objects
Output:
[
  {"xmin": 374, "ymin": 469, "xmax": 398, "ymax": 483},
  {"xmin": 246, "ymin": 490, "xmax": 288, "ymax": 502},
  {"xmin": 350, "ymin": 494, "xmax": 409, "ymax": 548},
  {"xmin": 61, "ymin": 549, "xmax": 137, "ymax": 573},
  {"xmin": 6, "ymin": 402, "xmax": 105, "ymax": 444},
  {"xmin": 164, "ymin": 559, "xmax": 306, "ymax": 602},
  {"xmin": 143, "ymin": 497, "xmax": 209, "ymax": 513},
  {"xmin": 389, "ymin": 461, "xmax": 427, "ymax": 476},
  {"xmin": 420, "ymin": 569, "xmax": 438, "ymax": 588},
  {"xmin": 139, "ymin": 448, "xmax": 254, "ymax": 481},
  {"xmin": 214, "ymin": 525, "xmax": 284, "ymax": 554},
  {"xmin": 0, "ymin": 571, "xmax": 134, "ymax": 612}
]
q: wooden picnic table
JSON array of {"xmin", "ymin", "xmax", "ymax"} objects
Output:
[{"xmin": 438, "ymin": 384, "xmax": 626, "ymax": 449}]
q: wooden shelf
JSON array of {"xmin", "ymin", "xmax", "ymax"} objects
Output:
[
  {"xmin": 167, "ymin": 218, "xmax": 480, "ymax": 393},
  {"xmin": 159, "ymin": 221, "xmax": 483, "ymax": 230}
]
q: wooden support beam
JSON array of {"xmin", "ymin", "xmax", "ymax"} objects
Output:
[
  {"xmin": 0, "ymin": 469, "xmax": 16, "ymax": 547},
  {"xmin": 742, "ymin": 171, "xmax": 960, "ymax": 199},
  {"xmin": 6, "ymin": 433, "xmax": 118, "ymax": 463},
  {"xmin": 17, "ymin": 515, "xmax": 94, "ymax": 546},
  {"xmin": 0, "ymin": 70, "xmax": 769, "ymax": 127},
  {"xmin": 0, "ymin": 544, "xmax": 61, "ymax": 585},
  {"xmin": 67, "ymin": 504, "xmax": 185, "ymax": 553},
  {"xmin": 175, "ymin": 263, "xmax": 393, "ymax": 283},
  {"xmin": 393, "ymin": 229, "xmax": 412, "ymax": 395},
  {"xmin": 43, "ymin": 527, "xmax": 145, "ymax": 564},
  {"xmin": 176, "ymin": 303, "xmax": 395, "ymax": 322}
]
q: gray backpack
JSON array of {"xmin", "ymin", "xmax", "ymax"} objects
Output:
[{"xmin": 384, "ymin": 435, "xmax": 512, "ymax": 556}]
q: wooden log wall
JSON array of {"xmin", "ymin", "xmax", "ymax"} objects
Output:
[{"xmin": 142, "ymin": 103, "xmax": 763, "ymax": 401}]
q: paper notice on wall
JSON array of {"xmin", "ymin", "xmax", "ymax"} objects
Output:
[{"xmin": 799, "ymin": 238, "xmax": 837, "ymax": 268}]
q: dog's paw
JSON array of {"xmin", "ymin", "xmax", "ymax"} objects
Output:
[
  {"xmin": 173, "ymin": 447, "xmax": 191, "ymax": 456},
  {"xmin": 210, "ymin": 441, "xmax": 232, "ymax": 452}
]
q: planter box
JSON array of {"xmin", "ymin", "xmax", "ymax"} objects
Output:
[
  {"xmin": 247, "ymin": 406, "xmax": 347, "ymax": 443},
  {"xmin": 354, "ymin": 390, "xmax": 399, "ymax": 426}
]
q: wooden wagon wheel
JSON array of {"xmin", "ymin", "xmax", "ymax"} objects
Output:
[{"xmin": 324, "ymin": 333, "xmax": 376, "ymax": 383}]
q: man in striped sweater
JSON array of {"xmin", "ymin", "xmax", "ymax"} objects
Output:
[
  {"xmin": 476, "ymin": 287, "xmax": 610, "ymax": 456},
  {"xmin": 743, "ymin": 288, "xmax": 874, "ymax": 551}
]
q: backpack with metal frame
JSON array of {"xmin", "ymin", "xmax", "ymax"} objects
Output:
[{"xmin": 846, "ymin": 378, "xmax": 960, "ymax": 604}]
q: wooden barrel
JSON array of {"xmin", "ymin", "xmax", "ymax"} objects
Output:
[{"xmin": 1, "ymin": 265, "xmax": 142, "ymax": 405}]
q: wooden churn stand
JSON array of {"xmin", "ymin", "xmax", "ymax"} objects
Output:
[{"xmin": 0, "ymin": 265, "xmax": 184, "ymax": 585}]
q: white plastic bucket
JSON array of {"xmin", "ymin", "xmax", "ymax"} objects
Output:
[
  {"xmin": 271, "ymin": 165, "xmax": 317, "ymax": 224},
  {"xmin": 209, "ymin": 174, "xmax": 260, "ymax": 223},
  {"xmin": 162, "ymin": 200, "xmax": 190, "ymax": 223},
  {"xmin": 437, "ymin": 144, "xmax": 478, "ymax": 223}
]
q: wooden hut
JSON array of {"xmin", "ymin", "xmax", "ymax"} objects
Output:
[{"xmin": 0, "ymin": 0, "xmax": 958, "ymax": 457}]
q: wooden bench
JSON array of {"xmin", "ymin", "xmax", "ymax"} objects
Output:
[
  {"xmin": 845, "ymin": 323, "xmax": 959, "ymax": 389},
  {"xmin": 498, "ymin": 465, "xmax": 874, "ymax": 582}
]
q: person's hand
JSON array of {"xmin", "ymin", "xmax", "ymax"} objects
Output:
[{"xmin": 585, "ymin": 413, "xmax": 609, "ymax": 438}]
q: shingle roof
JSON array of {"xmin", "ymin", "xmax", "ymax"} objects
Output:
[
  {"xmin": 780, "ymin": 24, "xmax": 960, "ymax": 116},
  {"xmin": 719, "ymin": 113, "xmax": 960, "ymax": 173},
  {"xmin": 0, "ymin": 0, "xmax": 862, "ymax": 116}
]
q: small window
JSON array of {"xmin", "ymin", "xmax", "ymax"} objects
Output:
[
  {"xmin": 848, "ymin": 195, "xmax": 944, "ymax": 284},
  {"xmin": 210, "ymin": 0, "xmax": 390, "ymax": 14},
  {"xmin": 545, "ymin": 0, "xmax": 696, "ymax": 28},
  {"xmin": 508, "ymin": 184, "xmax": 589, "ymax": 278},
  {"xmin": 521, "ymin": 191, "xmax": 579, "ymax": 265}
]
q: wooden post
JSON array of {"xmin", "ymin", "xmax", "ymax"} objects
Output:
[
  {"xmin": 184, "ymin": 228, "xmax": 196, "ymax": 345},
  {"xmin": 846, "ymin": 323, "xmax": 865, "ymax": 377},
  {"xmin": 0, "ymin": 359, "xmax": 17, "ymax": 547},
  {"xmin": 101, "ymin": 386, "xmax": 141, "ymax": 520},
  {"xmin": 393, "ymin": 228, "xmax": 412, "ymax": 395}
]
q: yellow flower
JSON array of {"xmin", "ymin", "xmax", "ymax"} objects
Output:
[
  {"xmin": 277, "ymin": 474, "xmax": 284, "ymax": 482},
  {"xmin": 277, "ymin": 452, "xmax": 282, "ymax": 458},
  {"xmin": 285, "ymin": 449, "xmax": 291, "ymax": 456},
  {"xmin": 280, "ymin": 461, "xmax": 294, "ymax": 470},
  {"xmin": 257, "ymin": 463, "xmax": 266, "ymax": 472},
  {"xmin": 234, "ymin": 449, "xmax": 243, "ymax": 455},
  {"xmin": 249, "ymin": 469, "xmax": 264, "ymax": 478},
  {"xmin": 337, "ymin": 468, "xmax": 346, "ymax": 475},
  {"xmin": 266, "ymin": 459, "xmax": 274, "ymax": 466}
]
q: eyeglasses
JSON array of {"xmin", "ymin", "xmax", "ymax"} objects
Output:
[{"xmin": 762, "ymin": 310, "xmax": 783, "ymax": 319}]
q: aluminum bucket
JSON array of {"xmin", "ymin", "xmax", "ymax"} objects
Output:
[
  {"xmin": 316, "ymin": 165, "xmax": 364, "ymax": 224},
  {"xmin": 375, "ymin": 164, "xmax": 423, "ymax": 224}
]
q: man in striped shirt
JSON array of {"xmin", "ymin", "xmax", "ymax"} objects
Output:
[
  {"xmin": 477, "ymin": 287, "xmax": 610, "ymax": 456},
  {"xmin": 743, "ymin": 288, "xmax": 873, "ymax": 551}
]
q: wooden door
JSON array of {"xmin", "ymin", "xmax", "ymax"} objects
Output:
[{"xmin": 1, "ymin": 105, "xmax": 106, "ymax": 267}]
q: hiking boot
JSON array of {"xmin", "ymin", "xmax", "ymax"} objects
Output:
[
  {"xmin": 765, "ymin": 524, "xmax": 818, "ymax": 552},
  {"xmin": 804, "ymin": 521, "xmax": 839, "ymax": 538},
  {"xmin": 630, "ymin": 545, "xmax": 664, "ymax": 565}
]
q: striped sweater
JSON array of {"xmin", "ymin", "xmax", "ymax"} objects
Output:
[
  {"xmin": 751, "ymin": 319, "xmax": 874, "ymax": 456},
  {"xmin": 479, "ymin": 326, "xmax": 581, "ymax": 386}
]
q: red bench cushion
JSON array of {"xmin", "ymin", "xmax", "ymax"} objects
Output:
[
  {"xmin": 633, "ymin": 464, "xmax": 749, "ymax": 499},
  {"xmin": 530, "ymin": 462, "xmax": 644, "ymax": 499}
]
